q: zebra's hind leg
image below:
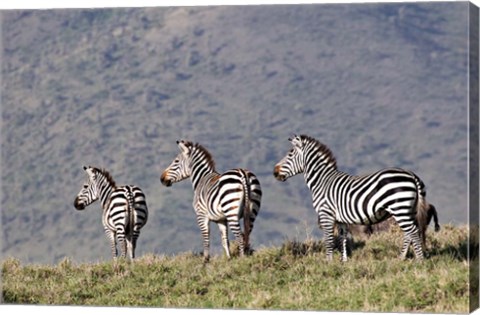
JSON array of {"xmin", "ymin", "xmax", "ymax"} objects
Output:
[
  {"xmin": 217, "ymin": 221, "xmax": 231, "ymax": 259},
  {"xmin": 126, "ymin": 224, "xmax": 142, "ymax": 261},
  {"xmin": 105, "ymin": 229, "xmax": 118, "ymax": 259},
  {"xmin": 117, "ymin": 233, "xmax": 127, "ymax": 259},
  {"xmin": 399, "ymin": 234, "xmax": 411, "ymax": 260},
  {"xmin": 245, "ymin": 213, "xmax": 255, "ymax": 255},
  {"xmin": 409, "ymin": 227, "xmax": 424, "ymax": 260},
  {"xmin": 398, "ymin": 223, "xmax": 424, "ymax": 260},
  {"xmin": 126, "ymin": 235, "xmax": 135, "ymax": 261},
  {"xmin": 227, "ymin": 216, "xmax": 246, "ymax": 257},
  {"xmin": 130, "ymin": 230, "xmax": 141, "ymax": 260}
]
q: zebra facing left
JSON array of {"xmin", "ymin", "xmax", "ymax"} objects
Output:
[
  {"xmin": 273, "ymin": 134, "xmax": 430, "ymax": 262},
  {"xmin": 74, "ymin": 166, "xmax": 149, "ymax": 260},
  {"xmin": 160, "ymin": 140, "xmax": 262, "ymax": 263}
]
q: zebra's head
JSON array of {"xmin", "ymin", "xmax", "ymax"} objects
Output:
[
  {"xmin": 273, "ymin": 135, "xmax": 305, "ymax": 181},
  {"xmin": 160, "ymin": 140, "xmax": 194, "ymax": 187},
  {"xmin": 74, "ymin": 166, "xmax": 100, "ymax": 210},
  {"xmin": 274, "ymin": 135, "xmax": 337, "ymax": 182}
]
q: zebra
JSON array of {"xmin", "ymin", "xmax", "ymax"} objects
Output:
[
  {"xmin": 160, "ymin": 140, "xmax": 262, "ymax": 263},
  {"xmin": 417, "ymin": 202, "xmax": 440, "ymax": 249},
  {"xmin": 73, "ymin": 166, "xmax": 149, "ymax": 260},
  {"xmin": 273, "ymin": 134, "xmax": 429, "ymax": 261}
]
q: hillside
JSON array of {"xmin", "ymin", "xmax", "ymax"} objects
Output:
[
  {"xmin": 1, "ymin": 225, "xmax": 474, "ymax": 312},
  {"xmin": 1, "ymin": 3, "xmax": 472, "ymax": 263}
]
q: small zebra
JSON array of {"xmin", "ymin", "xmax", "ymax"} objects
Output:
[
  {"xmin": 160, "ymin": 140, "xmax": 262, "ymax": 263},
  {"xmin": 273, "ymin": 135, "xmax": 429, "ymax": 261},
  {"xmin": 348, "ymin": 202, "xmax": 440, "ymax": 248},
  {"xmin": 74, "ymin": 166, "xmax": 149, "ymax": 260},
  {"xmin": 417, "ymin": 203, "xmax": 440, "ymax": 249},
  {"xmin": 345, "ymin": 202, "xmax": 440, "ymax": 256}
]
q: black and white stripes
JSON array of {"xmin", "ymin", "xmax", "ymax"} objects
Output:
[
  {"xmin": 273, "ymin": 134, "xmax": 428, "ymax": 261},
  {"xmin": 73, "ymin": 135, "xmax": 436, "ymax": 263},
  {"xmin": 160, "ymin": 140, "xmax": 262, "ymax": 263},
  {"xmin": 74, "ymin": 166, "xmax": 148, "ymax": 260}
]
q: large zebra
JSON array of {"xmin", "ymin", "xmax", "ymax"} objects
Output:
[
  {"xmin": 74, "ymin": 166, "xmax": 149, "ymax": 260},
  {"xmin": 273, "ymin": 135, "xmax": 429, "ymax": 261},
  {"xmin": 160, "ymin": 140, "xmax": 262, "ymax": 263}
]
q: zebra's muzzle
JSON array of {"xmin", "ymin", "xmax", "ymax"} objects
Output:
[
  {"xmin": 160, "ymin": 172, "xmax": 172, "ymax": 187},
  {"xmin": 74, "ymin": 198, "xmax": 86, "ymax": 210},
  {"xmin": 273, "ymin": 166, "xmax": 286, "ymax": 182}
]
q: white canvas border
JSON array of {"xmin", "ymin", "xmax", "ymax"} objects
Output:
[{"xmin": 0, "ymin": 1, "xmax": 478, "ymax": 315}]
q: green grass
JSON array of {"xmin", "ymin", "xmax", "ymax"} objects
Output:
[{"xmin": 2, "ymin": 224, "xmax": 475, "ymax": 312}]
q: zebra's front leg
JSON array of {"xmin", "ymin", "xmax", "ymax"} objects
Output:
[
  {"xmin": 104, "ymin": 229, "xmax": 117, "ymax": 259},
  {"xmin": 337, "ymin": 223, "xmax": 349, "ymax": 262},
  {"xmin": 318, "ymin": 214, "xmax": 336, "ymax": 261},
  {"xmin": 197, "ymin": 217, "xmax": 211, "ymax": 263},
  {"xmin": 217, "ymin": 221, "xmax": 231, "ymax": 259}
]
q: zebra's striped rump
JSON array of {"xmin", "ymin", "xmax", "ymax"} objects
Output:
[
  {"xmin": 161, "ymin": 140, "xmax": 262, "ymax": 263},
  {"xmin": 74, "ymin": 166, "xmax": 149, "ymax": 260},
  {"xmin": 274, "ymin": 135, "xmax": 429, "ymax": 261}
]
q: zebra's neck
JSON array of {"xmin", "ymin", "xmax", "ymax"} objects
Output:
[
  {"xmin": 97, "ymin": 175, "xmax": 115, "ymax": 210},
  {"xmin": 190, "ymin": 158, "xmax": 216, "ymax": 191},
  {"xmin": 303, "ymin": 155, "xmax": 338, "ymax": 198}
]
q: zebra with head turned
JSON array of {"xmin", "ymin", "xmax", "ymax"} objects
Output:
[
  {"xmin": 273, "ymin": 134, "xmax": 429, "ymax": 261},
  {"xmin": 74, "ymin": 166, "xmax": 149, "ymax": 260},
  {"xmin": 160, "ymin": 140, "xmax": 262, "ymax": 263}
]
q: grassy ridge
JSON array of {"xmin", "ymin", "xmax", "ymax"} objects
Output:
[{"xmin": 2, "ymin": 225, "xmax": 474, "ymax": 312}]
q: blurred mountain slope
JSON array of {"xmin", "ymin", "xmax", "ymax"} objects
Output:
[{"xmin": 1, "ymin": 3, "xmax": 470, "ymax": 263}]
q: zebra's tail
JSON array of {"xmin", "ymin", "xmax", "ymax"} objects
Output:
[
  {"xmin": 239, "ymin": 169, "xmax": 252, "ymax": 254},
  {"xmin": 412, "ymin": 173, "xmax": 430, "ymax": 247},
  {"xmin": 126, "ymin": 186, "xmax": 135, "ymax": 242}
]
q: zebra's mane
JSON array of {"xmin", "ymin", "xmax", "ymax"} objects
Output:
[
  {"xmin": 184, "ymin": 141, "xmax": 216, "ymax": 170},
  {"xmin": 91, "ymin": 167, "xmax": 117, "ymax": 188},
  {"xmin": 300, "ymin": 134, "xmax": 337, "ymax": 169}
]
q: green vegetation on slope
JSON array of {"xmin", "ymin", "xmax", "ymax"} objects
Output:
[{"xmin": 2, "ymin": 225, "xmax": 474, "ymax": 312}]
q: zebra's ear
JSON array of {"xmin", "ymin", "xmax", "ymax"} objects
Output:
[
  {"xmin": 178, "ymin": 140, "xmax": 190, "ymax": 155},
  {"xmin": 290, "ymin": 135, "xmax": 302, "ymax": 148},
  {"xmin": 83, "ymin": 166, "xmax": 96, "ymax": 177},
  {"xmin": 288, "ymin": 134, "xmax": 298, "ymax": 142}
]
